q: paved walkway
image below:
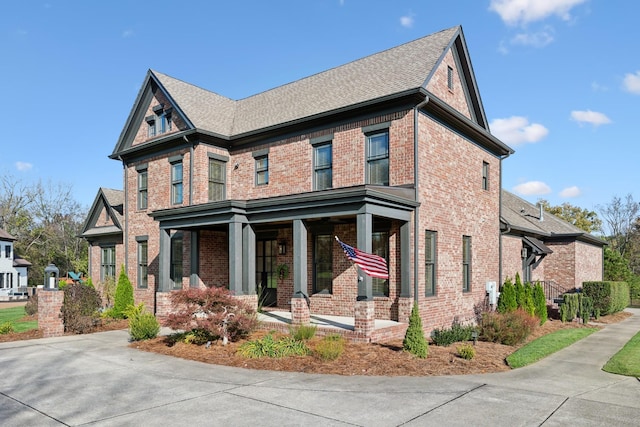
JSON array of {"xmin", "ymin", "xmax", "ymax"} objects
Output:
[{"xmin": 1, "ymin": 309, "xmax": 639, "ymax": 426}]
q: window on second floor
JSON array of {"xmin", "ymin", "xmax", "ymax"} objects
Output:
[
  {"xmin": 4, "ymin": 245, "xmax": 11, "ymax": 258},
  {"xmin": 255, "ymin": 155, "xmax": 268, "ymax": 186},
  {"xmin": 482, "ymin": 161, "xmax": 489, "ymax": 191},
  {"xmin": 367, "ymin": 130, "xmax": 389, "ymax": 185},
  {"xmin": 209, "ymin": 158, "xmax": 226, "ymax": 201},
  {"xmin": 314, "ymin": 142, "xmax": 332, "ymax": 190},
  {"xmin": 171, "ymin": 160, "xmax": 183, "ymax": 205},
  {"xmin": 138, "ymin": 168, "xmax": 148, "ymax": 210},
  {"xmin": 447, "ymin": 66, "xmax": 454, "ymax": 91}
]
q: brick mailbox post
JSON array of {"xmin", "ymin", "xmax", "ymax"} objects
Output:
[{"xmin": 38, "ymin": 263, "xmax": 64, "ymax": 338}]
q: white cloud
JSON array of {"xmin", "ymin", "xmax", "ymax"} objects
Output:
[
  {"xmin": 400, "ymin": 14, "xmax": 415, "ymax": 28},
  {"xmin": 570, "ymin": 110, "xmax": 612, "ymax": 126},
  {"xmin": 559, "ymin": 186, "xmax": 581, "ymax": 198},
  {"xmin": 513, "ymin": 181, "xmax": 552, "ymax": 196},
  {"xmin": 510, "ymin": 28, "xmax": 554, "ymax": 47},
  {"xmin": 623, "ymin": 71, "xmax": 640, "ymax": 94},
  {"xmin": 489, "ymin": 0, "xmax": 587, "ymax": 26},
  {"xmin": 122, "ymin": 29, "xmax": 134, "ymax": 38},
  {"xmin": 15, "ymin": 161, "xmax": 32, "ymax": 172},
  {"xmin": 489, "ymin": 116, "xmax": 549, "ymax": 145},
  {"xmin": 591, "ymin": 81, "xmax": 608, "ymax": 92}
]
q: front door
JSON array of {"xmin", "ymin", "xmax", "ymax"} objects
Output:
[{"xmin": 256, "ymin": 239, "xmax": 277, "ymax": 307}]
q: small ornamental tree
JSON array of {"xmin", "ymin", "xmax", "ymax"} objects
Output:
[
  {"xmin": 523, "ymin": 283, "xmax": 536, "ymax": 316},
  {"xmin": 497, "ymin": 277, "xmax": 517, "ymax": 313},
  {"xmin": 113, "ymin": 266, "xmax": 134, "ymax": 318},
  {"xmin": 533, "ymin": 282, "xmax": 548, "ymax": 325},
  {"xmin": 402, "ymin": 303, "xmax": 428, "ymax": 358},
  {"xmin": 514, "ymin": 273, "xmax": 525, "ymax": 309}
]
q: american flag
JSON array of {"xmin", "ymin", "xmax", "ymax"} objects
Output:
[{"xmin": 335, "ymin": 236, "xmax": 389, "ymax": 279}]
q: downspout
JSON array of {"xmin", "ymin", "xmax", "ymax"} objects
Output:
[
  {"xmin": 120, "ymin": 156, "xmax": 128, "ymax": 278},
  {"xmin": 188, "ymin": 139, "xmax": 194, "ymax": 205},
  {"xmin": 498, "ymin": 154, "xmax": 509, "ymax": 287},
  {"xmin": 413, "ymin": 97, "xmax": 430, "ymax": 302}
]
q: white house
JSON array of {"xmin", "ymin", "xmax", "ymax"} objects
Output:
[{"xmin": 0, "ymin": 227, "xmax": 31, "ymax": 299}]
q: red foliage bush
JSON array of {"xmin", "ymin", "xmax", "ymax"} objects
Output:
[
  {"xmin": 479, "ymin": 309, "xmax": 538, "ymax": 346},
  {"xmin": 163, "ymin": 287, "xmax": 258, "ymax": 343}
]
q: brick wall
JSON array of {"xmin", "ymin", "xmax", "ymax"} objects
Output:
[
  {"xmin": 37, "ymin": 289, "xmax": 64, "ymax": 337},
  {"xmin": 545, "ymin": 241, "xmax": 575, "ymax": 289},
  {"xmin": 574, "ymin": 241, "xmax": 603, "ymax": 288}
]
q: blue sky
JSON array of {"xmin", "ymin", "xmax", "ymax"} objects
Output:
[{"xmin": 1, "ymin": 0, "xmax": 637, "ymax": 214}]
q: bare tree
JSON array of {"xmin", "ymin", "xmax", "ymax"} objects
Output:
[{"xmin": 598, "ymin": 194, "xmax": 640, "ymax": 257}]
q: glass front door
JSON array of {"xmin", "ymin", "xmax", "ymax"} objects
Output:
[{"xmin": 256, "ymin": 239, "xmax": 277, "ymax": 307}]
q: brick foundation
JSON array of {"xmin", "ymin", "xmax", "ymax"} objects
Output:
[
  {"xmin": 397, "ymin": 297, "xmax": 413, "ymax": 323},
  {"xmin": 37, "ymin": 289, "xmax": 64, "ymax": 338},
  {"xmin": 291, "ymin": 297, "xmax": 310, "ymax": 325},
  {"xmin": 354, "ymin": 300, "xmax": 375, "ymax": 337}
]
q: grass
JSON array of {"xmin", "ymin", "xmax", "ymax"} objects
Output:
[
  {"xmin": 0, "ymin": 306, "xmax": 38, "ymax": 333},
  {"xmin": 506, "ymin": 327, "xmax": 599, "ymax": 368},
  {"xmin": 603, "ymin": 330, "xmax": 640, "ymax": 376}
]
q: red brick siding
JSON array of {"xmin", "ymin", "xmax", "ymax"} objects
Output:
[
  {"xmin": 37, "ymin": 289, "xmax": 64, "ymax": 337},
  {"xmin": 574, "ymin": 241, "xmax": 603, "ymax": 288},
  {"xmin": 426, "ymin": 49, "xmax": 472, "ymax": 120},
  {"xmin": 544, "ymin": 241, "xmax": 575, "ymax": 289},
  {"xmin": 132, "ymin": 90, "xmax": 187, "ymax": 147}
]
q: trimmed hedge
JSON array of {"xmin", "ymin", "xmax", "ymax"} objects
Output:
[{"xmin": 583, "ymin": 281, "xmax": 630, "ymax": 315}]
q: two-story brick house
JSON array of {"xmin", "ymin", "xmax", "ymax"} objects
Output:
[{"xmin": 82, "ymin": 26, "xmax": 515, "ymax": 339}]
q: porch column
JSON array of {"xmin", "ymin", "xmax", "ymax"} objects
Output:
[
  {"xmin": 229, "ymin": 221, "xmax": 243, "ymax": 295},
  {"xmin": 158, "ymin": 228, "xmax": 171, "ymax": 292},
  {"xmin": 242, "ymin": 224, "xmax": 256, "ymax": 295},
  {"xmin": 292, "ymin": 219, "xmax": 310, "ymax": 324},
  {"xmin": 189, "ymin": 231, "xmax": 199, "ymax": 288},
  {"xmin": 400, "ymin": 221, "xmax": 411, "ymax": 298},
  {"xmin": 356, "ymin": 213, "xmax": 373, "ymax": 301}
]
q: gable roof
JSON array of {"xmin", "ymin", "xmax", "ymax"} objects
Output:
[
  {"xmin": 0, "ymin": 227, "xmax": 16, "ymax": 241},
  {"xmin": 112, "ymin": 26, "xmax": 510, "ymax": 157},
  {"xmin": 80, "ymin": 188, "xmax": 124, "ymax": 238},
  {"xmin": 501, "ymin": 190, "xmax": 606, "ymax": 246}
]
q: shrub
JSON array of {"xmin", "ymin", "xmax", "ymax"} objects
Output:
[
  {"xmin": 314, "ymin": 334, "xmax": 345, "ymax": 361},
  {"xmin": 583, "ymin": 281, "xmax": 630, "ymax": 315},
  {"xmin": 480, "ymin": 309, "xmax": 538, "ymax": 346},
  {"xmin": 457, "ymin": 343, "xmax": 475, "ymax": 360},
  {"xmin": 514, "ymin": 273, "xmax": 525, "ymax": 309},
  {"xmin": 402, "ymin": 303, "xmax": 428, "ymax": 358},
  {"xmin": 560, "ymin": 293, "xmax": 580, "ymax": 322},
  {"xmin": 630, "ymin": 277, "xmax": 640, "ymax": 306},
  {"xmin": 431, "ymin": 319, "xmax": 475, "ymax": 346},
  {"xmin": 164, "ymin": 287, "xmax": 258, "ymax": 343},
  {"xmin": 290, "ymin": 324, "xmax": 317, "ymax": 341},
  {"xmin": 532, "ymin": 282, "xmax": 547, "ymax": 325},
  {"xmin": 238, "ymin": 333, "xmax": 310, "ymax": 358},
  {"xmin": 581, "ymin": 296, "xmax": 593, "ymax": 324},
  {"xmin": 112, "ymin": 266, "xmax": 134, "ymax": 319},
  {"xmin": 126, "ymin": 303, "xmax": 160, "ymax": 341},
  {"xmin": 497, "ymin": 278, "xmax": 517, "ymax": 313},
  {"xmin": 61, "ymin": 282, "xmax": 102, "ymax": 334},
  {"xmin": 0, "ymin": 321, "xmax": 14, "ymax": 334},
  {"xmin": 85, "ymin": 277, "xmax": 95, "ymax": 288},
  {"xmin": 523, "ymin": 283, "xmax": 536, "ymax": 316},
  {"xmin": 24, "ymin": 293, "xmax": 38, "ymax": 316},
  {"xmin": 97, "ymin": 276, "xmax": 116, "ymax": 308}
]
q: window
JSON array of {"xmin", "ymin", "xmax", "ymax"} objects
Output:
[
  {"xmin": 447, "ymin": 66, "xmax": 454, "ymax": 90},
  {"xmin": 462, "ymin": 236, "xmax": 471, "ymax": 292},
  {"xmin": 4, "ymin": 245, "xmax": 10, "ymax": 258},
  {"xmin": 314, "ymin": 143, "xmax": 332, "ymax": 190},
  {"xmin": 101, "ymin": 246, "xmax": 116, "ymax": 280},
  {"xmin": 171, "ymin": 161, "xmax": 183, "ymax": 205},
  {"xmin": 170, "ymin": 235, "xmax": 183, "ymax": 289},
  {"xmin": 482, "ymin": 161, "xmax": 489, "ymax": 191},
  {"xmin": 208, "ymin": 158, "xmax": 226, "ymax": 201},
  {"xmin": 367, "ymin": 131, "xmax": 389, "ymax": 185},
  {"xmin": 372, "ymin": 231, "xmax": 389, "ymax": 297},
  {"xmin": 137, "ymin": 240, "xmax": 148, "ymax": 289},
  {"xmin": 255, "ymin": 155, "xmax": 268, "ymax": 185},
  {"xmin": 147, "ymin": 119, "xmax": 156, "ymax": 138},
  {"xmin": 313, "ymin": 234, "xmax": 333, "ymax": 294},
  {"xmin": 425, "ymin": 231, "xmax": 437, "ymax": 296},
  {"xmin": 138, "ymin": 169, "xmax": 148, "ymax": 210}
]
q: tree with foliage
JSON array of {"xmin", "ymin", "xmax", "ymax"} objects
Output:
[
  {"xmin": 598, "ymin": 194, "xmax": 639, "ymax": 258},
  {"xmin": 403, "ymin": 303, "xmax": 428, "ymax": 358},
  {"xmin": 538, "ymin": 199, "xmax": 603, "ymax": 234},
  {"xmin": 603, "ymin": 246, "xmax": 633, "ymax": 281},
  {"xmin": 532, "ymin": 282, "xmax": 547, "ymax": 325},
  {"xmin": 497, "ymin": 277, "xmax": 517, "ymax": 313},
  {"xmin": 514, "ymin": 273, "xmax": 524, "ymax": 308},
  {"xmin": 112, "ymin": 266, "xmax": 134, "ymax": 318}
]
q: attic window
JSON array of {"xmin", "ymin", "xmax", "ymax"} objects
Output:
[{"xmin": 447, "ymin": 66, "xmax": 454, "ymax": 91}]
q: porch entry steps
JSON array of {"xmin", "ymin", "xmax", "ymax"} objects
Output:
[{"xmin": 257, "ymin": 310, "xmax": 408, "ymax": 343}]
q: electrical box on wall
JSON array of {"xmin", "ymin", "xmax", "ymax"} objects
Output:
[{"xmin": 485, "ymin": 281, "xmax": 498, "ymax": 306}]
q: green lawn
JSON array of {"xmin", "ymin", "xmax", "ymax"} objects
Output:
[
  {"xmin": 603, "ymin": 330, "xmax": 640, "ymax": 376},
  {"xmin": 0, "ymin": 306, "xmax": 38, "ymax": 333},
  {"xmin": 506, "ymin": 327, "xmax": 599, "ymax": 368}
]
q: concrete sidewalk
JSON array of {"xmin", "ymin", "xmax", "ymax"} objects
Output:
[{"xmin": 0, "ymin": 309, "xmax": 639, "ymax": 426}]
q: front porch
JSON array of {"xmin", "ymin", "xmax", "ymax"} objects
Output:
[{"xmin": 258, "ymin": 309, "xmax": 408, "ymax": 343}]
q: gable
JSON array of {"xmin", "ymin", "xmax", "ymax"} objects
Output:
[
  {"xmin": 80, "ymin": 188, "xmax": 124, "ymax": 239},
  {"xmin": 425, "ymin": 48, "xmax": 473, "ymax": 121}
]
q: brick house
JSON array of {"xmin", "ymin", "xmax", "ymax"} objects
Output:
[
  {"xmin": 500, "ymin": 190, "xmax": 605, "ymax": 295},
  {"xmin": 82, "ymin": 26, "xmax": 516, "ymax": 338}
]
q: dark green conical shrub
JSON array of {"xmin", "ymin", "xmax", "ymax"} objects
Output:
[
  {"xmin": 403, "ymin": 303, "xmax": 428, "ymax": 358},
  {"xmin": 113, "ymin": 266, "xmax": 134, "ymax": 319}
]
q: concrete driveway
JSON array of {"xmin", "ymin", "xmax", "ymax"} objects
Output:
[{"xmin": 1, "ymin": 309, "xmax": 639, "ymax": 426}]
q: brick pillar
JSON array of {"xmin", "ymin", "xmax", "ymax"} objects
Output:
[
  {"xmin": 397, "ymin": 297, "xmax": 414, "ymax": 323},
  {"xmin": 234, "ymin": 294, "xmax": 258, "ymax": 312},
  {"xmin": 37, "ymin": 289, "xmax": 64, "ymax": 338},
  {"xmin": 291, "ymin": 297, "xmax": 310, "ymax": 325},
  {"xmin": 155, "ymin": 292, "xmax": 174, "ymax": 322},
  {"xmin": 354, "ymin": 299, "xmax": 375, "ymax": 337}
]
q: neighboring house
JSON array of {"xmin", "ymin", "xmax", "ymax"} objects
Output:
[
  {"xmin": 0, "ymin": 227, "xmax": 31, "ymax": 298},
  {"xmin": 81, "ymin": 188, "xmax": 125, "ymax": 284},
  {"xmin": 501, "ymin": 190, "xmax": 606, "ymax": 294},
  {"xmin": 83, "ymin": 26, "xmax": 516, "ymax": 339}
]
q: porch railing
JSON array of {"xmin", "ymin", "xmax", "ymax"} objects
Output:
[{"xmin": 541, "ymin": 280, "xmax": 573, "ymax": 302}]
